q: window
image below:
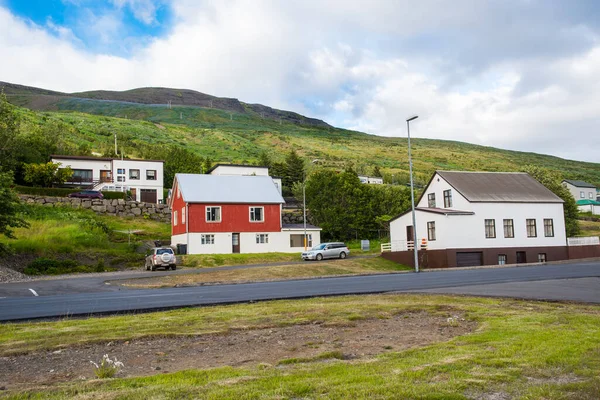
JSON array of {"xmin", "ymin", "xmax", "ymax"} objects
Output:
[
  {"xmin": 201, "ymin": 234, "xmax": 215, "ymax": 245},
  {"xmin": 544, "ymin": 219, "xmax": 554, "ymax": 237},
  {"xmin": 71, "ymin": 169, "xmax": 93, "ymax": 182},
  {"xmin": 177, "ymin": 187, "xmax": 180, "ymax": 198},
  {"xmin": 146, "ymin": 170, "xmax": 157, "ymax": 180},
  {"xmin": 526, "ymin": 219, "xmax": 537, "ymax": 237},
  {"xmin": 580, "ymin": 191, "xmax": 585, "ymax": 198},
  {"xmin": 117, "ymin": 168, "xmax": 125, "ymax": 175},
  {"xmin": 206, "ymin": 207, "xmax": 221, "ymax": 222},
  {"xmin": 129, "ymin": 169, "xmax": 140, "ymax": 180},
  {"xmin": 443, "ymin": 189, "xmax": 452, "ymax": 208},
  {"xmin": 428, "ymin": 193, "xmax": 436, "ymax": 208},
  {"xmin": 173, "ymin": 211, "xmax": 178, "ymax": 226},
  {"xmin": 117, "ymin": 176, "xmax": 125, "ymax": 182},
  {"xmin": 538, "ymin": 253, "xmax": 547, "ymax": 263},
  {"xmin": 590, "ymin": 192, "xmax": 594, "ymax": 199},
  {"xmin": 498, "ymin": 254, "xmax": 507, "ymax": 265},
  {"xmin": 503, "ymin": 219, "xmax": 514, "ymax": 238},
  {"xmin": 181, "ymin": 208, "xmax": 186, "ymax": 224},
  {"xmin": 427, "ymin": 221, "xmax": 436, "ymax": 241},
  {"xmin": 290, "ymin": 234, "xmax": 312, "ymax": 248},
  {"xmin": 256, "ymin": 234, "xmax": 269, "ymax": 244},
  {"xmin": 485, "ymin": 219, "xmax": 496, "ymax": 238},
  {"xmin": 250, "ymin": 207, "xmax": 264, "ymax": 222}
]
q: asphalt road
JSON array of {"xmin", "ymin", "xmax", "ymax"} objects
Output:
[{"xmin": 0, "ymin": 261, "xmax": 599, "ymax": 321}]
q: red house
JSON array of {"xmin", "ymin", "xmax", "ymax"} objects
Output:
[{"xmin": 170, "ymin": 174, "xmax": 321, "ymax": 254}]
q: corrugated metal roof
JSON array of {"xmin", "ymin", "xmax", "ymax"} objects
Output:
[
  {"xmin": 437, "ymin": 171, "xmax": 563, "ymax": 203},
  {"xmin": 563, "ymin": 179, "xmax": 597, "ymax": 188},
  {"xmin": 415, "ymin": 207, "xmax": 475, "ymax": 215},
  {"xmin": 176, "ymin": 174, "xmax": 284, "ymax": 204}
]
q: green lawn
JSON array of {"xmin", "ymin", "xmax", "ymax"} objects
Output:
[{"xmin": 2, "ymin": 294, "xmax": 599, "ymax": 399}]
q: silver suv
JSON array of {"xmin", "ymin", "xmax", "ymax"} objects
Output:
[
  {"xmin": 302, "ymin": 242, "xmax": 350, "ymax": 261},
  {"xmin": 145, "ymin": 247, "xmax": 177, "ymax": 271}
]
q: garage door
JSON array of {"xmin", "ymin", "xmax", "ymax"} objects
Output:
[
  {"xmin": 456, "ymin": 252, "xmax": 483, "ymax": 267},
  {"xmin": 140, "ymin": 189, "xmax": 157, "ymax": 204}
]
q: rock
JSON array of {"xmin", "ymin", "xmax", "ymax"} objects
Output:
[
  {"xmin": 91, "ymin": 205, "xmax": 107, "ymax": 213},
  {"xmin": 131, "ymin": 208, "xmax": 142, "ymax": 215},
  {"xmin": 81, "ymin": 201, "xmax": 92, "ymax": 208}
]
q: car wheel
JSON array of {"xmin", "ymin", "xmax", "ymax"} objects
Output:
[
  {"xmin": 339, "ymin": 252, "xmax": 347, "ymax": 259},
  {"xmin": 316, "ymin": 253, "xmax": 323, "ymax": 261},
  {"xmin": 171, "ymin": 265, "xmax": 177, "ymax": 270}
]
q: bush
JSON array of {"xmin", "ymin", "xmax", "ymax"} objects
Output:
[
  {"xmin": 101, "ymin": 191, "xmax": 126, "ymax": 200},
  {"xmin": 24, "ymin": 257, "xmax": 81, "ymax": 275},
  {"xmin": 14, "ymin": 186, "xmax": 79, "ymax": 197}
]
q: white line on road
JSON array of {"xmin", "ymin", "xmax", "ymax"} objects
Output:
[{"xmin": 28, "ymin": 288, "xmax": 39, "ymax": 297}]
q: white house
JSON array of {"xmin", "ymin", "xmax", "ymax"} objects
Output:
[
  {"xmin": 358, "ymin": 175, "xmax": 384, "ymax": 184},
  {"xmin": 207, "ymin": 164, "xmax": 283, "ymax": 195},
  {"xmin": 51, "ymin": 155, "xmax": 164, "ymax": 203},
  {"xmin": 169, "ymin": 174, "xmax": 321, "ymax": 254},
  {"xmin": 387, "ymin": 171, "xmax": 567, "ymax": 267},
  {"xmin": 562, "ymin": 180, "xmax": 600, "ymax": 215}
]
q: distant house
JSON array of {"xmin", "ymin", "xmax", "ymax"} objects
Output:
[
  {"xmin": 169, "ymin": 173, "xmax": 321, "ymax": 255},
  {"xmin": 358, "ymin": 175, "xmax": 384, "ymax": 184},
  {"xmin": 385, "ymin": 171, "xmax": 567, "ymax": 268},
  {"xmin": 207, "ymin": 164, "xmax": 282, "ymax": 194},
  {"xmin": 562, "ymin": 180, "xmax": 600, "ymax": 215},
  {"xmin": 51, "ymin": 155, "xmax": 164, "ymax": 203}
]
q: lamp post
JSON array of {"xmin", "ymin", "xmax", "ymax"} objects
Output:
[
  {"xmin": 303, "ymin": 159, "xmax": 319, "ymax": 251},
  {"xmin": 406, "ymin": 115, "xmax": 419, "ymax": 273}
]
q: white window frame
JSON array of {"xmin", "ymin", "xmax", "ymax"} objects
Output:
[
  {"xmin": 181, "ymin": 208, "xmax": 186, "ymax": 224},
  {"xmin": 201, "ymin": 234, "xmax": 215, "ymax": 245},
  {"xmin": 590, "ymin": 192, "xmax": 594, "ymax": 199},
  {"xmin": 117, "ymin": 176, "xmax": 125, "ymax": 182},
  {"xmin": 256, "ymin": 234, "xmax": 269, "ymax": 244},
  {"xmin": 206, "ymin": 206, "xmax": 221, "ymax": 222},
  {"xmin": 129, "ymin": 169, "xmax": 140, "ymax": 180},
  {"xmin": 427, "ymin": 221, "xmax": 436, "ymax": 241},
  {"xmin": 249, "ymin": 206, "xmax": 264, "ymax": 222},
  {"xmin": 427, "ymin": 193, "xmax": 436, "ymax": 208},
  {"xmin": 117, "ymin": 168, "xmax": 125, "ymax": 175},
  {"xmin": 580, "ymin": 191, "xmax": 585, "ymax": 198},
  {"xmin": 173, "ymin": 211, "xmax": 178, "ymax": 226},
  {"xmin": 146, "ymin": 170, "xmax": 157, "ymax": 181}
]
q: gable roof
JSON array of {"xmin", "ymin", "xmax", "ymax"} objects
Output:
[
  {"xmin": 435, "ymin": 171, "xmax": 563, "ymax": 203},
  {"xmin": 175, "ymin": 174, "xmax": 284, "ymax": 204},
  {"xmin": 562, "ymin": 179, "xmax": 597, "ymax": 189},
  {"xmin": 389, "ymin": 207, "xmax": 474, "ymax": 223},
  {"xmin": 206, "ymin": 164, "xmax": 268, "ymax": 174}
]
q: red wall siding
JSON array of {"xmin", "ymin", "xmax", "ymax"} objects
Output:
[
  {"xmin": 171, "ymin": 181, "xmax": 187, "ymax": 236},
  {"xmin": 188, "ymin": 203, "xmax": 281, "ymax": 233}
]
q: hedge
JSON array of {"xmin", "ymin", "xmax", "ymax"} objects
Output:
[{"xmin": 14, "ymin": 186, "xmax": 126, "ymax": 199}]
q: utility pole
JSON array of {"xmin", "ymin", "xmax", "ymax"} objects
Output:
[
  {"xmin": 406, "ymin": 115, "xmax": 419, "ymax": 273},
  {"xmin": 180, "ymin": 112, "xmax": 183, "ymax": 120},
  {"xmin": 114, "ymin": 133, "xmax": 118, "ymax": 156}
]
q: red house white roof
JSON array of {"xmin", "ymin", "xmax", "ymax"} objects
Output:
[{"xmin": 175, "ymin": 174, "xmax": 285, "ymax": 204}]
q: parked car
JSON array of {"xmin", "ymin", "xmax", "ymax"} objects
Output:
[
  {"xmin": 145, "ymin": 247, "xmax": 177, "ymax": 271},
  {"xmin": 67, "ymin": 190, "xmax": 104, "ymax": 199},
  {"xmin": 301, "ymin": 242, "xmax": 350, "ymax": 261}
]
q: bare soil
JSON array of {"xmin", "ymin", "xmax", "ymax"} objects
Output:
[{"xmin": 0, "ymin": 311, "xmax": 475, "ymax": 390}]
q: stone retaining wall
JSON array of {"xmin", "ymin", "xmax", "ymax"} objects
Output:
[{"xmin": 19, "ymin": 195, "xmax": 171, "ymax": 222}]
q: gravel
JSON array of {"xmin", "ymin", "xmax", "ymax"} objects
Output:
[{"xmin": 0, "ymin": 266, "xmax": 31, "ymax": 283}]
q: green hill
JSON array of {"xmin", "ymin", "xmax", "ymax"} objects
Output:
[{"xmin": 3, "ymin": 81, "xmax": 600, "ymax": 187}]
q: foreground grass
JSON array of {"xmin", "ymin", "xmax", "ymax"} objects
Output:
[
  {"xmin": 120, "ymin": 257, "xmax": 409, "ymax": 288},
  {"xmin": 181, "ymin": 252, "xmax": 301, "ymax": 268},
  {"xmin": 2, "ymin": 294, "xmax": 600, "ymax": 399}
]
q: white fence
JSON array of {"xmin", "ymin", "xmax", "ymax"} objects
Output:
[
  {"xmin": 567, "ymin": 236, "xmax": 600, "ymax": 246},
  {"xmin": 381, "ymin": 240, "xmax": 411, "ymax": 252}
]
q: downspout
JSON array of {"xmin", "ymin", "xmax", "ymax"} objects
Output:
[{"xmin": 186, "ymin": 203, "xmax": 190, "ymax": 254}]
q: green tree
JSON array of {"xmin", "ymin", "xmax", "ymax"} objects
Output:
[
  {"xmin": 257, "ymin": 151, "xmax": 273, "ymax": 168},
  {"xmin": 0, "ymin": 172, "xmax": 29, "ymax": 254},
  {"xmin": 23, "ymin": 162, "xmax": 73, "ymax": 187},
  {"xmin": 284, "ymin": 149, "xmax": 304, "ymax": 189},
  {"xmin": 0, "ymin": 91, "xmax": 20, "ymax": 172},
  {"xmin": 203, "ymin": 157, "xmax": 213, "ymax": 174},
  {"xmin": 372, "ymin": 165, "xmax": 382, "ymax": 177},
  {"xmin": 523, "ymin": 165, "xmax": 580, "ymax": 236}
]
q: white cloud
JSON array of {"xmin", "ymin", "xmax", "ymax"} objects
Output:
[{"xmin": 1, "ymin": 1, "xmax": 600, "ymax": 163}]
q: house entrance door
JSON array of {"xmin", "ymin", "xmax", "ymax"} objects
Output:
[
  {"xmin": 406, "ymin": 226, "xmax": 414, "ymax": 242},
  {"xmin": 232, "ymin": 233, "xmax": 240, "ymax": 253},
  {"xmin": 100, "ymin": 170, "xmax": 112, "ymax": 183}
]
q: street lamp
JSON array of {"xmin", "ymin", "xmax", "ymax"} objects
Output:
[
  {"xmin": 406, "ymin": 115, "xmax": 419, "ymax": 273},
  {"xmin": 303, "ymin": 159, "xmax": 320, "ymax": 251}
]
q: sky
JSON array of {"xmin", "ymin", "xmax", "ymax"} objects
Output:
[{"xmin": 1, "ymin": 0, "xmax": 600, "ymax": 162}]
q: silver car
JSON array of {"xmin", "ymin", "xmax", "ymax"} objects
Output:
[
  {"xmin": 145, "ymin": 247, "xmax": 177, "ymax": 271},
  {"xmin": 302, "ymin": 242, "xmax": 350, "ymax": 261}
]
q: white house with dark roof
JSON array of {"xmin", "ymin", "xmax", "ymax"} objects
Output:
[
  {"xmin": 51, "ymin": 155, "xmax": 164, "ymax": 203},
  {"xmin": 169, "ymin": 174, "xmax": 321, "ymax": 254},
  {"xmin": 387, "ymin": 171, "xmax": 567, "ymax": 267},
  {"xmin": 562, "ymin": 179, "xmax": 600, "ymax": 215}
]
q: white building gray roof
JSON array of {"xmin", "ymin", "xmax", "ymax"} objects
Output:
[{"xmin": 175, "ymin": 174, "xmax": 284, "ymax": 204}]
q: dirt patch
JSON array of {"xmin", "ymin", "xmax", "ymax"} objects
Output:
[{"xmin": 0, "ymin": 311, "xmax": 475, "ymax": 390}]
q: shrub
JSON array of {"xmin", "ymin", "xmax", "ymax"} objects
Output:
[
  {"xmin": 24, "ymin": 258, "xmax": 80, "ymax": 275},
  {"xmin": 90, "ymin": 354, "xmax": 124, "ymax": 379},
  {"xmin": 95, "ymin": 259, "xmax": 105, "ymax": 272},
  {"xmin": 14, "ymin": 186, "xmax": 79, "ymax": 197},
  {"xmin": 102, "ymin": 191, "xmax": 126, "ymax": 200}
]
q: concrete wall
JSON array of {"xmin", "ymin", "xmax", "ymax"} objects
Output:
[{"xmin": 19, "ymin": 195, "xmax": 171, "ymax": 222}]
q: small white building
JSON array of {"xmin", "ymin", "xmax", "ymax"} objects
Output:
[
  {"xmin": 51, "ymin": 155, "xmax": 164, "ymax": 203},
  {"xmin": 358, "ymin": 175, "xmax": 384, "ymax": 184},
  {"xmin": 207, "ymin": 164, "xmax": 283, "ymax": 194},
  {"xmin": 562, "ymin": 180, "xmax": 600, "ymax": 215},
  {"xmin": 388, "ymin": 171, "xmax": 567, "ymax": 267}
]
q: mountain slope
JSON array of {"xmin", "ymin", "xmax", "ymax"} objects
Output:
[{"xmin": 1, "ymin": 81, "xmax": 330, "ymax": 128}]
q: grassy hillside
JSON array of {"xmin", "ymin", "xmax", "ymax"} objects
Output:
[{"xmin": 10, "ymin": 97, "xmax": 600, "ymax": 187}]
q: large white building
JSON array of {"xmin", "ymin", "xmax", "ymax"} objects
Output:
[
  {"xmin": 387, "ymin": 171, "xmax": 567, "ymax": 267},
  {"xmin": 51, "ymin": 155, "xmax": 164, "ymax": 203}
]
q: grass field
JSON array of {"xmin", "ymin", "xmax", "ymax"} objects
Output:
[
  {"xmin": 579, "ymin": 219, "xmax": 600, "ymax": 237},
  {"xmin": 118, "ymin": 257, "xmax": 408, "ymax": 288},
  {"xmin": 1, "ymin": 294, "xmax": 599, "ymax": 399}
]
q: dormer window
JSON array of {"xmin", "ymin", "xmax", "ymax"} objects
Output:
[
  {"xmin": 427, "ymin": 193, "xmax": 436, "ymax": 208},
  {"xmin": 443, "ymin": 189, "xmax": 452, "ymax": 208}
]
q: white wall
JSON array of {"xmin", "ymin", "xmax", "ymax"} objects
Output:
[
  {"xmin": 564, "ymin": 182, "xmax": 597, "ymax": 201},
  {"xmin": 210, "ymin": 165, "xmax": 269, "ymax": 176},
  {"xmin": 174, "ymin": 230, "xmax": 322, "ymax": 254},
  {"xmin": 112, "ymin": 159, "xmax": 164, "ymax": 202},
  {"xmin": 578, "ymin": 204, "xmax": 600, "ymax": 215},
  {"xmin": 52, "ymin": 158, "xmax": 111, "ymax": 181},
  {"xmin": 418, "ymin": 173, "xmax": 471, "ymax": 210},
  {"xmin": 390, "ymin": 202, "xmax": 567, "ymax": 250}
]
